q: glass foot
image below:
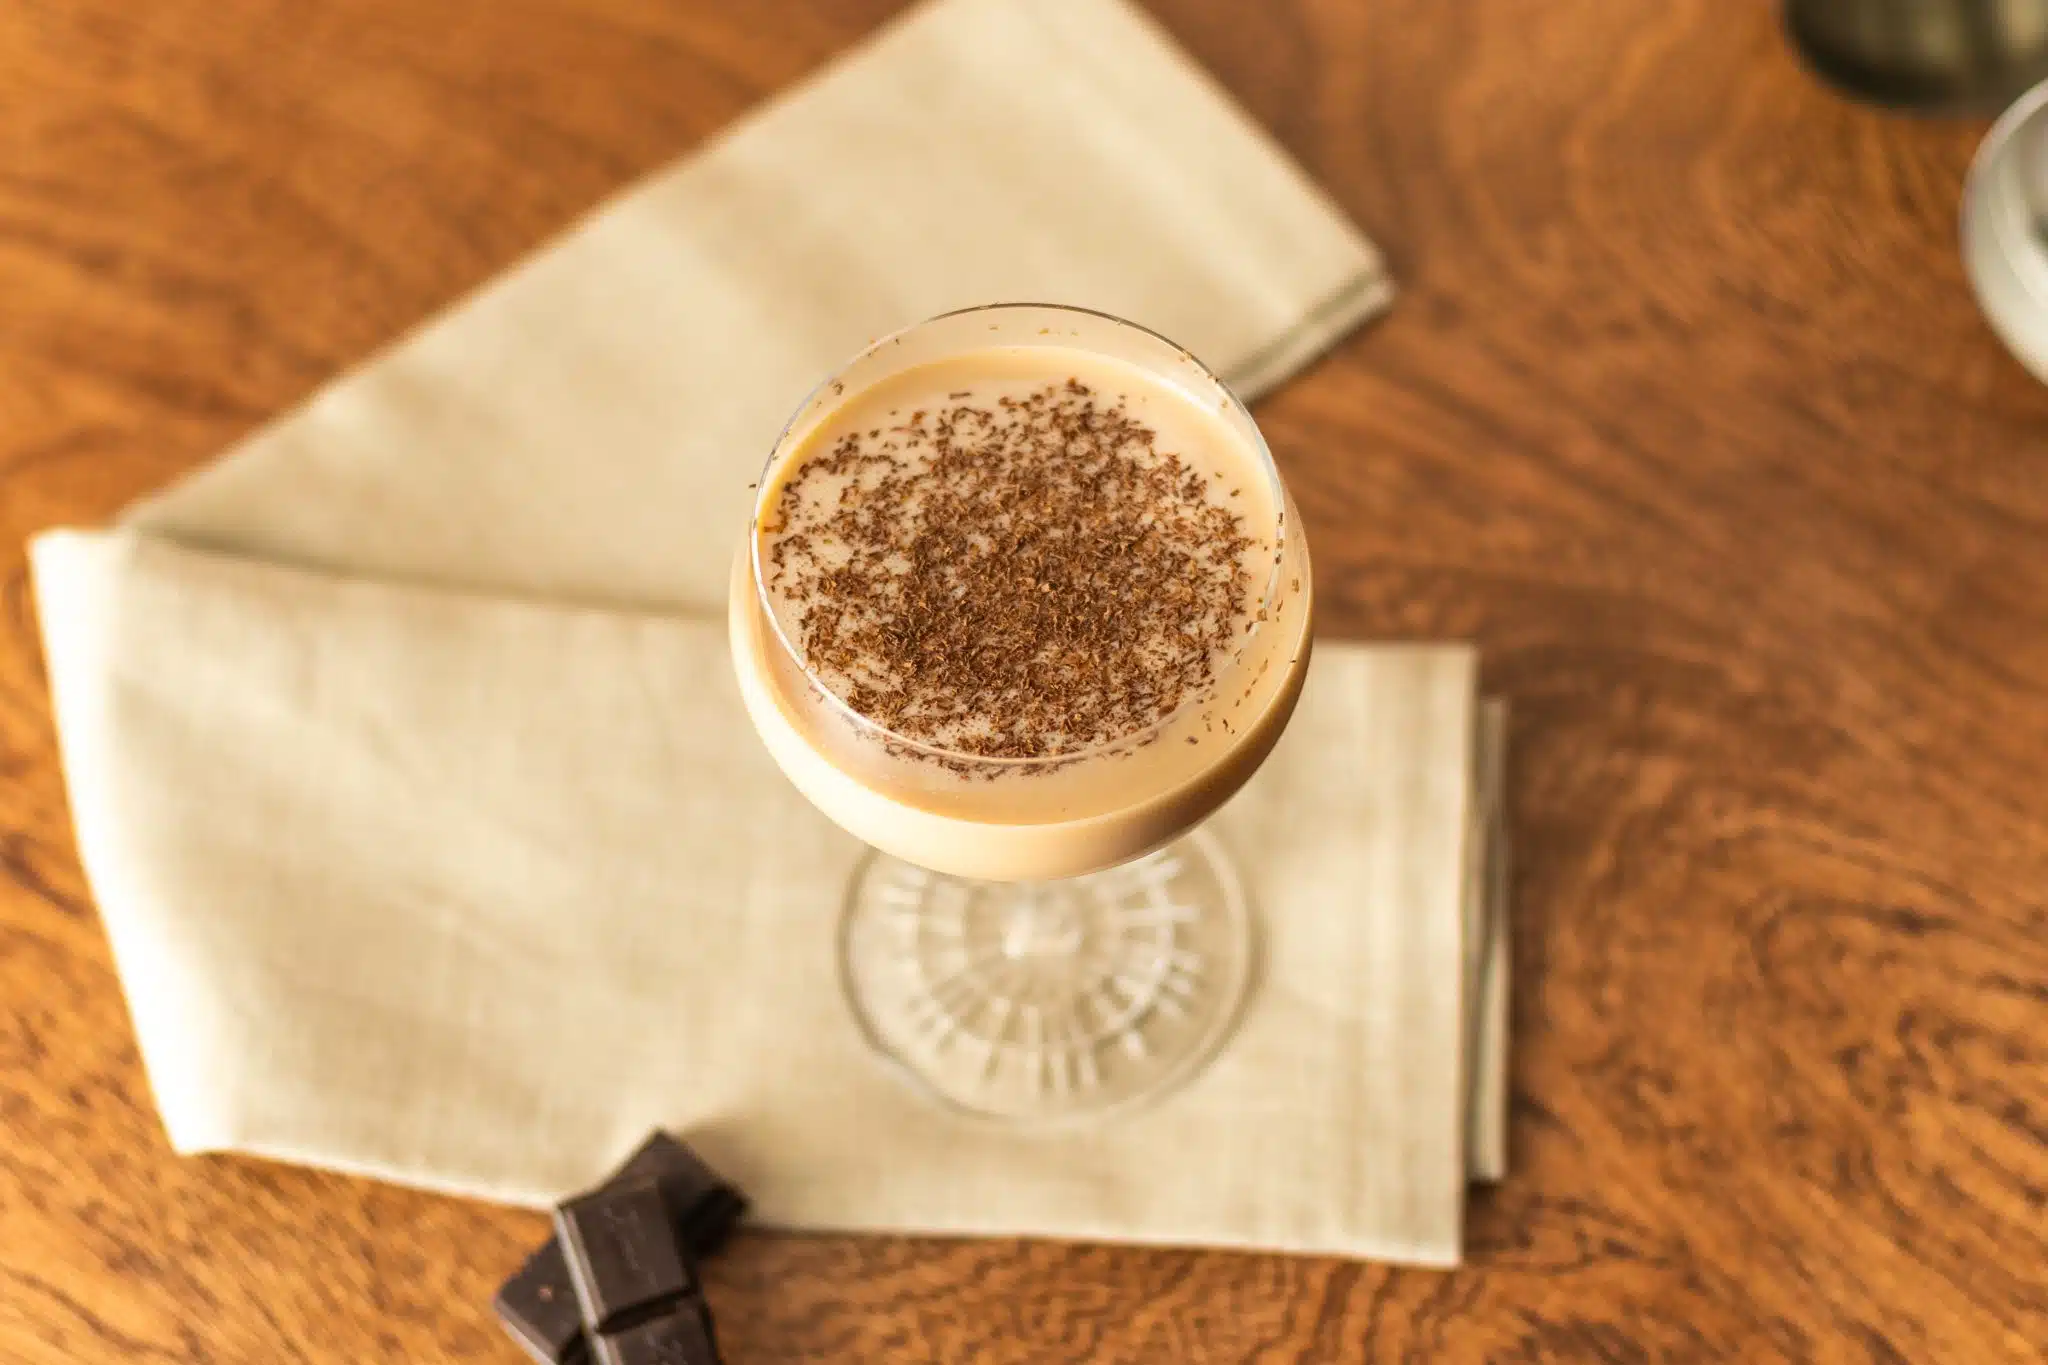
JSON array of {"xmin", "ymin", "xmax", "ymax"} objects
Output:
[{"xmin": 838, "ymin": 828, "xmax": 1254, "ymax": 1125}]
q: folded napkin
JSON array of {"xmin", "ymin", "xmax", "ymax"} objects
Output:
[{"xmin": 30, "ymin": 0, "xmax": 1506, "ymax": 1265}]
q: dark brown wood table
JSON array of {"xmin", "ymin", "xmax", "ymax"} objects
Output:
[{"xmin": 3, "ymin": 1, "xmax": 2044, "ymax": 1360}]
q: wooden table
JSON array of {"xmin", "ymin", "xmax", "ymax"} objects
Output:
[{"xmin": 2, "ymin": 1, "xmax": 2043, "ymax": 1359}]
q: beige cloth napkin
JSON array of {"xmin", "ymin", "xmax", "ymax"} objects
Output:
[{"xmin": 29, "ymin": 0, "xmax": 1508, "ymax": 1264}]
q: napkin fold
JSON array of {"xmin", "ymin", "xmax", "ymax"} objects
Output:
[
  {"xmin": 127, "ymin": 0, "xmax": 1391, "ymax": 612},
  {"xmin": 30, "ymin": 0, "xmax": 1507, "ymax": 1264}
]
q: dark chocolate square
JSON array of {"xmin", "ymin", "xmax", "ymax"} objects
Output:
[
  {"xmin": 554, "ymin": 1177, "xmax": 696, "ymax": 1333},
  {"xmin": 493, "ymin": 1133, "xmax": 743, "ymax": 1363},
  {"xmin": 595, "ymin": 1302, "xmax": 721, "ymax": 1365},
  {"xmin": 493, "ymin": 1240, "xmax": 589, "ymax": 1365}
]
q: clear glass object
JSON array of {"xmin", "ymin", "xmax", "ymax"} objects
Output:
[
  {"xmin": 840, "ymin": 829, "xmax": 1253, "ymax": 1124},
  {"xmin": 729, "ymin": 304, "xmax": 1313, "ymax": 1124}
]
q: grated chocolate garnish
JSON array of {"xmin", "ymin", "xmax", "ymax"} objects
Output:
[{"xmin": 763, "ymin": 379, "xmax": 1258, "ymax": 761}]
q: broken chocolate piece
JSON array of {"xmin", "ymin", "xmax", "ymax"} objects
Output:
[
  {"xmin": 492, "ymin": 1133, "xmax": 745, "ymax": 1364},
  {"xmin": 595, "ymin": 1300, "xmax": 721, "ymax": 1365},
  {"xmin": 614, "ymin": 1134, "xmax": 747, "ymax": 1255},
  {"xmin": 493, "ymin": 1240, "xmax": 589, "ymax": 1365},
  {"xmin": 554, "ymin": 1177, "xmax": 695, "ymax": 1334}
]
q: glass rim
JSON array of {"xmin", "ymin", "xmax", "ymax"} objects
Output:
[{"xmin": 747, "ymin": 301, "xmax": 1291, "ymax": 771}]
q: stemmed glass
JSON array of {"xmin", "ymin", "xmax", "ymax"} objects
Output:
[{"xmin": 729, "ymin": 303, "xmax": 1312, "ymax": 1124}]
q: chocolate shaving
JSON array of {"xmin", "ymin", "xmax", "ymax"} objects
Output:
[{"xmin": 764, "ymin": 380, "xmax": 1255, "ymax": 760}]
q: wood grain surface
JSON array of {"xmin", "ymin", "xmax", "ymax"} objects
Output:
[{"xmin": 2, "ymin": 0, "xmax": 2044, "ymax": 1360}]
